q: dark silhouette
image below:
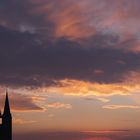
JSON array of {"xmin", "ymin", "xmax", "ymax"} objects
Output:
[{"xmin": 0, "ymin": 91, "xmax": 12, "ymax": 140}]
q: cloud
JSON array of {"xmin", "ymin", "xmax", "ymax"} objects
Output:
[
  {"xmin": 0, "ymin": 25, "xmax": 140, "ymax": 98},
  {"xmin": 0, "ymin": 91, "xmax": 43, "ymax": 112},
  {"xmin": 0, "ymin": 0, "xmax": 54, "ymax": 37},
  {"xmin": 0, "ymin": 25, "xmax": 140, "ymax": 88},
  {"xmin": 27, "ymin": 0, "xmax": 140, "ymax": 40},
  {"xmin": 45, "ymin": 79, "xmax": 139, "ymax": 97},
  {"xmin": 0, "ymin": 0, "xmax": 140, "ymax": 99},
  {"xmin": 47, "ymin": 102, "xmax": 72, "ymax": 109},
  {"xmin": 84, "ymin": 97, "xmax": 110, "ymax": 103},
  {"xmin": 102, "ymin": 105, "xmax": 140, "ymax": 110},
  {"xmin": 13, "ymin": 131, "xmax": 140, "ymax": 140},
  {"xmin": 1, "ymin": 0, "xmax": 140, "ymax": 42},
  {"xmin": 13, "ymin": 117, "xmax": 36, "ymax": 125},
  {"xmin": 47, "ymin": 114, "xmax": 55, "ymax": 118},
  {"xmin": 81, "ymin": 138, "xmax": 111, "ymax": 140}
]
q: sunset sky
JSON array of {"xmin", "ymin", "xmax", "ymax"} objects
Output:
[{"xmin": 0, "ymin": 0, "xmax": 140, "ymax": 140}]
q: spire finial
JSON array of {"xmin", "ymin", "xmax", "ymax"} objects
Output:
[
  {"xmin": 3, "ymin": 89, "xmax": 11, "ymax": 116},
  {"xmin": 6, "ymin": 88, "xmax": 8, "ymax": 95}
]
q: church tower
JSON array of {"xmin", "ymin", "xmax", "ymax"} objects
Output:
[{"xmin": 2, "ymin": 91, "xmax": 12, "ymax": 140}]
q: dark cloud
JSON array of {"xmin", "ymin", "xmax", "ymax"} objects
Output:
[
  {"xmin": 0, "ymin": 0, "xmax": 140, "ymax": 88},
  {"xmin": 0, "ymin": 0, "xmax": 54, "ymax": 39},
  {"xmin": 0, "ymin": 26, "xmax": 140, "ymax": 87},
  {"xmin": 13, "ymin": 131, "xmax": 140, "ymax": 140},
  {"xmin": 0, "ymin": 92, "xmax": 43, "ymax": 112},
  {"xmin": 13, "ymin": 132, "xmax": 96, "ymax": 140}
]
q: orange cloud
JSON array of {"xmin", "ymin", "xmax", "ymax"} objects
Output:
[
  {"xmin": 39, "ymin": 71, "xmax": 140, "ymax": 98},
  {"xmin": 48, "ymin": 1, "xmax": 95, "ymax": 39},
  {"xmin": 47, "ymin": 102, "xmax": 72, "ymax": 109},
  {"xmin": 30, "ymin": 0, "xmax": 95, "ymax": 39},
  {"xmin": 102, "ymin": 105, "xmax": 140, "ymax": 110},
  {"xmin": 46, "ymin": 79, "xmax": 134, "ymax": 97},
  {"xmin": 13, "ymin": 117, "xmax": 36, "ymax": 125}
]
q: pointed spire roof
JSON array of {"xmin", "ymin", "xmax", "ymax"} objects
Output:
[
  {"xmin": 0, "ymin": 110, "xmax": 2, "ymax": 118},
  {"xmin": 3, "ymin": 90, "xmax": 11, "ymax": 115}
]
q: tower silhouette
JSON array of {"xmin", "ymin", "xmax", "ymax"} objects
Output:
[{"xmin": 0, "ymin": 91, "xmax": 12, "ymax": 140}]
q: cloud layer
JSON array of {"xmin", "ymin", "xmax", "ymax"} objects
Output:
[{"xmin": 0, "ymin": 0, "xmax": 140, "ymax": 103}]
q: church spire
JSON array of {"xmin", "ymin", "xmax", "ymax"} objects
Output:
[
  {"xmin": 2, "ymin": 90, "xmax": 12, "ymax": 140},
  {"xmin": 0, "ymin": 109, "xmax": 2, "ymax": 118},
  {"xmin": 3, "ymin": 90, "xmax": 11, "ymax": 116}
]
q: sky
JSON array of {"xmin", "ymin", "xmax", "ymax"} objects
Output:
[{"xmin": 0, "ymin": 0, "xmax": 140, "ymax": 139}]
